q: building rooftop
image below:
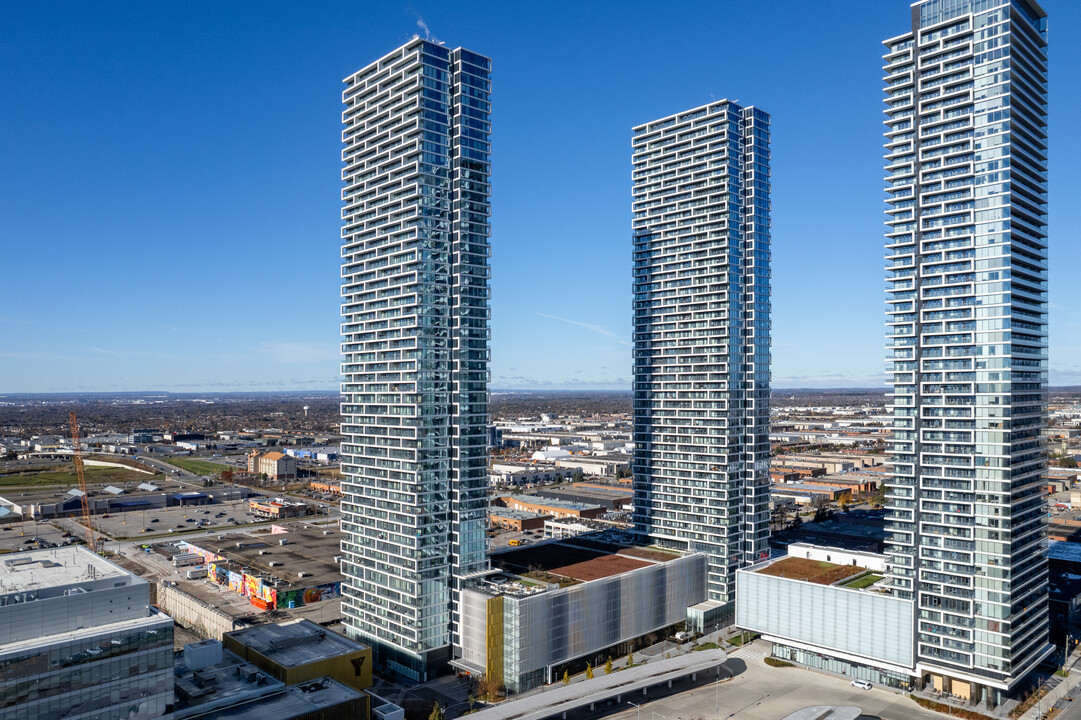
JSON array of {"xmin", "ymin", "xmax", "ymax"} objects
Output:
[
  {"xmin": 499, "ymin": 495, "xmax": 603, "ymax": 512},
  {"xmin": 487, "ymin": 538, "xmax": 683, "ymax": 590},
  {"xmin": 771, "ymin": 483, "xmax": 848, "ymax": 494},
  {"xmin": 0, "ymin": 546, "xmax": 134, "ymax": 599},
  {"xmin": 754, "ymin": 556, "xmax": 867, "ymax": 586},
  {"xmin": 174, "ymin": 646, "xmax": 285, "ymax": 718},
  {"xmin": 0, "ymin": 483, "xmax": 184, "ymax": 507},
  {"xmin": 1048, "ymin": 540, "xmax": 1081, "ymax": 565},
  {"xmin": 226, "ymin": 619, "xmax": 367, "ymax": 667},
  {"xmin": 194, "ymin": 678, "xmax": 363, "ymax": 720},
  {"xmin": 184, "ymin": 524, "xmax": 342, "ymax": 588},
  {"xmin": 489, "ymin": 507, "xmax": 549, "ymax": 521}
]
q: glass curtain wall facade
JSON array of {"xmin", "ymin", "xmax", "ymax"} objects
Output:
[
  {"xmin": 340, "ymin": 38, "xmax": 491, "ymax": 682},
  {"xmin": 631, "ymin": 100, "xmax": 771, "ymax": 618},
  {"xmin": 883, "ymin": 0, "xmax": 1049, "ymax": 700}
]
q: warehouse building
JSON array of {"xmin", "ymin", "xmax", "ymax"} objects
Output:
[
  {"xmin": 173, "ymin": 639, "xmax": 369, "ymax": 720},
  {"xmin": 179, "ymin": 525, "xmax": 342, "ymax": 612},
  {"xmin": 489, "ymin": 506, "xmax": 549, "ymax": 532},
  {"xmin": 495, "ymin": 495, "xmax": 606, "ymax": 520}
]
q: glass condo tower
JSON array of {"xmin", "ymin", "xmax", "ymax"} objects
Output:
[
  {"xmin": 631, "ymin": 100, "xmax": 772, "ymax": 627},
  {"xmin": 884, "ymin": 0, "xmax": 1049, "ymax": 703},
  {"xmin": 340, "ymin": 38, "xmax": 491, "ymax": 682}
]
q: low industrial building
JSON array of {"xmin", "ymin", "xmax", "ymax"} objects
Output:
[
  {"xmin": 771, "ymin": 483, "xmax": 850, "ymax": 506},
  {"xmin": 801, "ymin": 473, "xmax": 880, "ymax": 495},
  {"xmin": 553, "ymin": 454, "xmax": 632, "ymax": 476},
  {"xmin": 495, "ymin": 495, "xmax": 606, "ymax": 520},
  {"xmin": 284, "ymin": 446, "xmax": 340, "ymax": 464},
  {"xmin": 458, "ymin": 539, "xmax": 706, "ymax": 692},
  {"xmin": 769, "ymin": 466, "xmax": 826, "ymax": 480},
  {"xmin": 489, "ymin": 462, "xmax": 575, "ymax": 487},
  {"xmin": 173, "ymin": 640, "xmax": 367, "ymax": 720},
  {"xmin": 544, "ymin": 518, "xmax": 594, "ymax": 538},
  {"xmin": 249, "ymin": 496, "xmax": 309, "ymax": 519},
  {"xmin": 223, "ymin": 619, "xmax": 372, "ymax": 697},
  {"xmin": 309, "ymin": 481, "xmax": 342, "ymax": 495},
  {"xmin": 530, "ymin": 484, "xmax": 633, "ymax": 511},
  {"xmin": 489, "ymin": 506, "xmax": 549, "ymax": 531},
  {"xmin": 2, "ymin": 483, "xmax": 252, "ymax": 520},
  {"xmin": 0, "ymin": 547, "xmax": 175, "ymax": 719},
  {"xmin": 179, "ymin": 525, "xmax": 342, "ymax": 612}
]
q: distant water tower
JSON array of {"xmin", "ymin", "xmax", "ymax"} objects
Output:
[{"xmin": 303, "ymin": 406, "xmax": 310, "ymax": 417}]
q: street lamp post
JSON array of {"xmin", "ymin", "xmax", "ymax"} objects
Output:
[
  {"xmin": 716, "ymin": 663, "xmax": 722, "ymax": 720},
  {"xmin": 627, "ymin": 700, "xmax": 641, "ymax": 720}
]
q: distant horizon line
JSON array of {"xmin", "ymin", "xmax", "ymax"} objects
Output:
[{"xmin": 6, "ymin": 385, "xmax": 1081, "ymax": 397}]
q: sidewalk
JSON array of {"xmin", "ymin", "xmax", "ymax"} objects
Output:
[{"xmin": 1016, "ymin": 648, "xmax": 1081, "ymax": 720}]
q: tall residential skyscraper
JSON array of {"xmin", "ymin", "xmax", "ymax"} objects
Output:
[
  {"xmin": 340, "ymin": 38, "xmax": 491, "ymax": 682},
  {"xmin": 631, "ymin": 100, "xmax": 772, "ymax": 628},
  {"xmin": 884, "ymin": 0, "xmax": 1049, "ymax": 701}
]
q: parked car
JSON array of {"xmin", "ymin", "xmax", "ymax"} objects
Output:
[{"xmin": 851, "ymin": 680, "xmax": 872, "ymax": 690}]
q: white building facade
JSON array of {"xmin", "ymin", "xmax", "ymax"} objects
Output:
[
  {"xmin": 884, "ymin": 0, "xmax": 1050, "ymax": 703},
  {"xmin": 631, "ymin": 100, "xmax": 772, "ymax": 626},
  {"xmin": 340, "ymin": 38, "xmax": 491, "ymax": 681}
]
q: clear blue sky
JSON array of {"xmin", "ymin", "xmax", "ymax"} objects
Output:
[{"xmin": 1, "ymin": 1, "xmax": 1078, "ymax": 393}]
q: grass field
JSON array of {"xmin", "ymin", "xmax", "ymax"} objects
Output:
[
  {"xmin": 0, "ymin": 465, "xmax": 153, "ymax": 487},
  {"xmin": 161, "ymin": 458, "xmax": 233, "ymax": 476}
]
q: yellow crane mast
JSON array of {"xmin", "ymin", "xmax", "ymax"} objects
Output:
[{"xmin": 68, "ymin": 411, "xmax": 98, "ymax": 552}]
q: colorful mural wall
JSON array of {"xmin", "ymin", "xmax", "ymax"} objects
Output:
[
  {"xmin": 193, "ymin": 542, "xmax": 339, "ymax": 612},
  {"xmin": 275, "ymin": 582, "xmax": 341, "ymax": 610}
]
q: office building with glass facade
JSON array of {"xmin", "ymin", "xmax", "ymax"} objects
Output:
[
  {"xmin": 631, "ymin": 100, "xmax": 772, "ymax": 627},
  {"xmin": 884, "ymin": 0, "xmax": 1050, "ymax": 704},
  {"xmin": 340, "ymin": 37, "xmax": 491, "ymax": 682},
  {"xmin": 0, "ymin": 547, "xmax": 174, "ymax": 719}
]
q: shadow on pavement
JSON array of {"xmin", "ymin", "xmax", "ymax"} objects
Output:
[{"xmin": 722, "ymin": 658, "xmax": 747, "ymax": 677}]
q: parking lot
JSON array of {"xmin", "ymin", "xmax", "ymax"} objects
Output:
[
  {"xmin": 488, "ymin": 526, "xmax": 547, "ymax": 550},
  {"xmin": 0, "ymin": 519, "xmax": 73, "ymax": 552},
  {"xmin": 86, "ymin": 498, "xmax": 259, "ymax": 538}
]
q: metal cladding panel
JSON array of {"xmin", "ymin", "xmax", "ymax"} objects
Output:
[
  {"xmin": 507, "ymin": 553, "xmax": 707, "ymax": 675},
  {"xmin": 459, "ymin": 589, "xmax": 489, "ymax": 669},
  {"xmin": 735, "ymin": 569, "xmax": 913, "ymax": 668}
]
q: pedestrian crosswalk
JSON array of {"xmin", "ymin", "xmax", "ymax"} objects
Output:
[{"xmin": 727, "ymin": 645, "xmax": 765, "ymax": 662}]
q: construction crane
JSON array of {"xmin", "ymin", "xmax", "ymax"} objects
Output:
[{"xmin": 68, "ymin": 411, "xmax": 98, "ymax": 552}]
